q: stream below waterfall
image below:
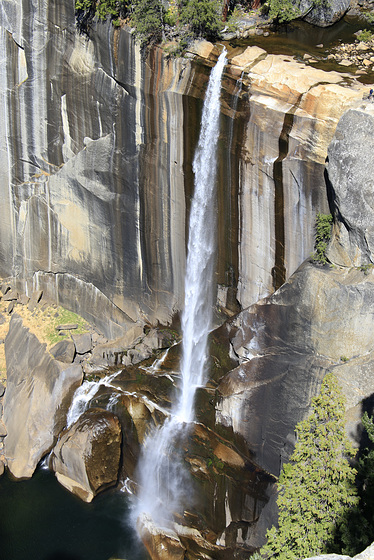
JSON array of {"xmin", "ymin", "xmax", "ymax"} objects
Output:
[{"xmin": 0, "ymin": 468, "xmax": 149, "ymax": 560}]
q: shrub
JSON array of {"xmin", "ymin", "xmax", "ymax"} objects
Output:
[
  {"xmin": 264, "ymin": 0, "xmax": 301, "ymax": 23},
  {"xmin": 340, "ymin": 412, "xmax": 374, "ymax": 555},
  {"xmin": 357, "ymin": 29, "xmax": 374, "ymax": 43},
  {"xmin": 312, "ymin": 212, "xmax": 333, "ymax": 265}
]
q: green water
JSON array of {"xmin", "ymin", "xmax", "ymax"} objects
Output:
[{"xmin": 0, "ymin": 468, "xmax": 149, "ymax": 560}]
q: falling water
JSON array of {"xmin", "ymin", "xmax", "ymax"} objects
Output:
[
  {"xmin": 133, "ymin": 49, "xmax": 227, "ymax": 527},
  {"xmin": 66, "ymin": 371, "xmax": 121, "ymax": 427},
  {"xmin": 177, "ymin": 48, "xmax": 227, "ymax": 423}
]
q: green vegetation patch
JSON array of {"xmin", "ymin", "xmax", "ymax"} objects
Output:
[
  {"xmin": 45, "ymin": 306, "xmax": 90, "ymax": 345},
  {"xmin": 357, "ymin": 29, "xmax": 374, "ymax": 43}
]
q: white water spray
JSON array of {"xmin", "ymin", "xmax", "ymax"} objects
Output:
[
  {"xmin": 134, "ymin": 49, "xmax": 227, "ymax": 526},
  {"xmin": 66, "ymin": 372, "xmax": 122, "ymax": 427}
]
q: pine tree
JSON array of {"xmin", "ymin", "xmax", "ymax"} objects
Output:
[
  {"xmin": 261, "ymin": 372, "xmax": 358, "ymax": 560},
  {"xmin": 340, "ymin": 412, "xmax": 374, "ymax": 555}
]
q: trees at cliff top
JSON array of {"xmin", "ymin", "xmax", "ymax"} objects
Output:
[
  {"xmin": 75, "ymin": 0, "xmax": 128, "ymax": 26},
  {"xmin": 131, "ymin": 0, "xmax": 165, "ymax": 46},
  {"xmin": 180, "ymin": 0, "xmax": 223, "ymax": 40},
  {"xmin": 260, "ymin": 372, "xmax": 358, "ymax": 560},
  {"xmin": 75, "ymin": 0, "xmax": 223, "ymax": 44}
]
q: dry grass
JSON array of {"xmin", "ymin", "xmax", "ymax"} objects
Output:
[{"xmin": 0, "ymin": 297, "xmax": 90, "ymax": 384}]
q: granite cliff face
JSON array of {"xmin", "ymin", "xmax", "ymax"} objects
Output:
[
  {"xmin": 0, "ymin": 0, "xmax": 368, "ymax": 340},
  {"xmin": 2, "ymin": 0, "xmax": 374, "ymax": 558}
]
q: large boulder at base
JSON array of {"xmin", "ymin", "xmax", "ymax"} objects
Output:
[
  {"xmin": 215, "ymin": 262, "xmax": 374, "ymax": 477},
  {"xmin": 327, "ymin": 107, "xmax": 374, "ymax": 266},
  {"xmin": 3, "ymin": 314, "xmax": 83, "ymax": 479},
  {"xmin": 299, "ymin": 0, "xmax": 350, "ymax": 26},
  {"xmin": 50, "ymin": 408, "xmax": 121, "ymax": 502}
]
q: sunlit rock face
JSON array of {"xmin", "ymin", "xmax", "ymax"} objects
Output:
[
  {"xmin": 0, "ymin": 1, "xmax": 368, "ymax": 340},
  {"xmin": 215, "ymin": 102, "xmax": 374, "ymax": 483},
  {"xmin": 3, "ymin": 314, "xmax": 83, "ymax": 479}
]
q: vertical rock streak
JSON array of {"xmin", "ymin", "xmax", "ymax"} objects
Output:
[
  {"xmin": 272, "ymin": 96, "xmax": 303, "ymax": 291},
  {"xmin": 133, "ymin": 50, "xmax": 227, "ymax": 526}
]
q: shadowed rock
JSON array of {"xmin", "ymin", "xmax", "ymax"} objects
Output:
[
  {"xmin": 300, "ymin": 0, "xmax": 350, "ymax": 26},
  {"xmin": 327, "ymin": 107, "xmax": 374, "ymax": 266},
  {"xmin": 216, "ymin": 262, "xmax": 374, "ymax": 477},
  {"xmin": 50, "ymin": 339, "xmax": 76, "ymax": 363}
]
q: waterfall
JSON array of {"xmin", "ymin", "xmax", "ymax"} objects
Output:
[
  {"xmin": 66, "ymin": 371, "xmax": 122, "ymax": 427},
  {"xmin": 133, "ymin": 49, "xmax": 227, "ymax": 527}
]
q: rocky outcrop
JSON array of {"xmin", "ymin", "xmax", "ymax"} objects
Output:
[
  {"xmin": 3, "ymin": 314, "xmax": 83, "ymax": 478},
  {"xmin": 215, "ymin": 261, "xmax": 374, "ymax": 478},
  {"xmin": 300, "ymin": 0, "xmax": 351, "ymax": 26},
  {"xmin": 137, "ymin": 514, "xmax": 186, "ymax": 560},
  {"xmin": 50, "ymin": 408, "xmax": 121, "ymax": 502},
  {"xmin": 327, "ymin": 106, "xmax": 374, "ymax": 266}
]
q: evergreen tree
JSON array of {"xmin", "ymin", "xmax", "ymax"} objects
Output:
[
  {"xmin": 340, "ymin": 412, "xmax": 374, "ymax": 555},
  {"xmin": 261, "ymin": 372, "xmax": 358, "ymax": 560}
]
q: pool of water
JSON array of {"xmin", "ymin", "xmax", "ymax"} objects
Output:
[
  {"xmin": 0, "ymin": 467, "xmax": 149, "ymax": 560},
  {"xmin": 231, "ymin": 15, "xmax": 374, "ymax": 83}
]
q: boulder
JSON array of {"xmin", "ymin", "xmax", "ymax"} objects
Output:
[
  {"xmin": 3, "ymin": 314, "xmax": 83, "ymax": 479},
  {"xmin": 300, "ymin": 0, "xmax": 350, "ymax": 26},
  {"xmin": 27, "ymin": 290, "xmax": 43, "ymax": 312},
  {"xmin": 50, "ymin": 339, "xmax": 76, "ymax": 363},
  {"xmin": 7, "ymin": 301, "xmax": 15, "ymax": 314},
  {"xmin": 71, "ymin": 332, "xmax": 92, "ymax": 354},
  {"xmin": 17, "ymin": 293, "xmax": 30, "ymax": 305},
  {"xmin": 50, "ymin": 408, "xmax": 121, "ymax": 502},
  {"xmin": 327, "ymin": 107, "xmax": 374, "ymax": 266},
  {"xmin": 186, "ymin": 40, "xmax": 215, "ymax": 60},
  {"xmin": 3, "ymin": 289, "xmax": 18, "ymax": 301},
  {"xmin": 231, "ymin": 46, "xmax": 266, "ymax": 68}
]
